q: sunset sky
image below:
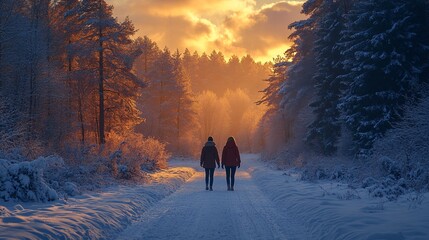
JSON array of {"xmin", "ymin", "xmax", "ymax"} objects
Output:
[{"xmin": 107, "ymin": 0, "xmax": 306, "ymax": 62}]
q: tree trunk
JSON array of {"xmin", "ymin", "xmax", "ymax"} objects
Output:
[
  {"xmin": 177, "ymin": 97, "xmax": 181, "ymax": 153},
  {"xmin": 98, "ymin": 0, "xmax": 105, "ymax": 144},
  {"xmin": 98, "ymin": 32, "xmax": 105, "ymax": 144},
  {"xmin": 144, "ymin": 50, "xmax": 147, "ymax": 82},
  {"xmin": 0, "ymin": 41, "xmax": 2, "ymax": 90},
  {"xmin": 78, "ymin": 94, "xmax": 85, "ymax": 144},
  {"xmin": 158, "ymin": 78, "xmax": 163, "ymax": 139}
]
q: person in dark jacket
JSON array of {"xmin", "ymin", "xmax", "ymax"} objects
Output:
[
  {"xmin": 200, "ymin": 136, "xmax": 220, "ymax": 191},
  {"xmin": 221, "ymin": 136, "xmax": 241, "ymax": 191}
]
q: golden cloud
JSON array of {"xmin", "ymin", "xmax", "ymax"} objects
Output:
[{"xmin": 108, "ymin": 0, "xmax": 305, "ymax": 62}]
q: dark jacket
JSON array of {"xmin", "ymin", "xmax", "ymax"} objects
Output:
[
  {"xmin": 221, "ymin": 140, "xmax": 241, "ymax": 167},
  {"xmin": 200, "ymin": 141, "xmax": 220, "ymax": 169}
]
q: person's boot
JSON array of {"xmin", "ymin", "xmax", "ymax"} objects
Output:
[
  {"xmin": 206, "ymin": 186, "xmax": 209, "ymax": 190},
  {"xmin": 209, "ymin": 186, "xmax": 213, "ymax": 191},
  {"xmin": 227, "ymin": 184, "xmax": 231, "ymax": 191},
  {"xmin": 231, "ymin": 186, "xmax": 234, "ymax": 191}
]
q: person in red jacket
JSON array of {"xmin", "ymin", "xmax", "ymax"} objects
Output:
[
  {"xmin": 221, "ymin": 136, "xmax": 241, "ymax": 191},
  {"xmin": 200, "ymin": 136, "xmax": 220, "ymax": 191}
]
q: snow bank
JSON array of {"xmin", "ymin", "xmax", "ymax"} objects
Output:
[
  {"xmin": 248, "ymin": 154, "xmax": 429, "ymax": 240},
  {"xmin": 0, "ymin": 156, "xmax": 63, "ymax": 202},
  {"xmin": 0, "ymin": 165, "xmax": 195, "ymax": 240}
]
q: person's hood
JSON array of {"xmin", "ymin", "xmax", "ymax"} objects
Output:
[
  {"xmin": 225, "ymin": 140, "xmax": 236, "ymax": 148},
  {"xmin": 205, "ymin": 141, "xmax": 216, "ymax": 147}
]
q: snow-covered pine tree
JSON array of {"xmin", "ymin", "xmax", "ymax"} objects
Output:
[
  {"xmin": 278, "ymin": 0, "xmax": 319, "ymax": 142},
  {"xmin": 257, "ymin": 55, "xmax": 288, "ymax": 111},
  {"xmin": 256, "ymin": 56, "xmax": 288, "ymax": 148},
  {"xmin": 79, "ymin": 0, "xmax": 142, "ymax": 144},
  {"xmin": 306, "ymin": 0, "xmax": 346, "ymax": 155},
  {"xmin": 339, "ymin": 0, "xmax": 428, "ymax": 155},
  {"xmin": 172, "ymin": 50, "xmax": 197, "ymax": 154}
]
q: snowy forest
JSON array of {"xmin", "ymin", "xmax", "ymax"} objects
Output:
[
  {"xmin": 0, "ymin": 0, "xmax": 269, "ymax": 157},
  {"xmin": 1, "ymin": 0, "xmax": 429, "ymax": 239},
  {"xmin": 257, "ymin": 0, "xmax": 429, "ymax": 194}
]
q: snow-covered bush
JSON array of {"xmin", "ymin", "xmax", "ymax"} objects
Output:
[
  {"xmin": 337, "ymin": 189, "xmax": 361, "ymax": 200},
  {"xmin": 0, "ymin": 205, "xmax": 12, "ymax": 217},
  {"xmin": 371, "ymin": 89, "xmax": 429, "ymax": 193},
  {"xmin": 64, "ymin": 182, "xmax": 80, "ymax": 196},
  {"xmin": 299, "ymin": 161, "xmax": 355, "ymax": 182},
  {"xmin": 61, "ymin": 143, "xmax": 98, "ymax": 165},
  {"xmin": 139, "ymin": 137, "xmax": 170, "ymax": 170},
  {"xmin": 366, "ymin": 176, "xmax": 407, "ymax": 201},
  {"xmin": 380, "ymin": 157, "xmax": 401, "ymax": 180},
  {"xmin": 362, "ymin": 177, "xmax": 377, "ymax": 188},
  {"xmin": 0, "ymin": 156, "xmax": 63, "ymax": 202},
  {"xmin": 362, "ymin": 157, "xmax": 420, "ymax": 201},
  {"xmin": 406, "ymin": 165, "xmax": 429, "ymax": 191},
  {"xmin": 109, "ymin": 133, "xmax": 170, "ymax": 178}
]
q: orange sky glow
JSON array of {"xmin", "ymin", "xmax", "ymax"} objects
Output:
[{"xmin": 107, "ymin": 0, "xmax": 306, "ymax": 62}]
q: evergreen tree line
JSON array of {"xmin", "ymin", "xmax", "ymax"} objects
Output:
[
  {"xmin": 132, "ymin": 37, "xmax": 270, "ymax": 155},
  {"xmin": 133, "ymin": 37, "xmax": 269, "ymax": 103},
  {"xmin": 259, "ymin": 0, "xmax": 429, "ymax": 157}
]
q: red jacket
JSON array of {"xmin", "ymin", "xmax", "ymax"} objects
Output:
[{"xmin": 221, "ymin": 141, "xmax": 241, "ymax": 167}]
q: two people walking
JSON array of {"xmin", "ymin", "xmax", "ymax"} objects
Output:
[{"xmin": 200, "ymin": 136, "xmax": 241, "ymax": 191}]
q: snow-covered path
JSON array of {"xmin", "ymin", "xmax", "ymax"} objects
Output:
[
  {"xmin": 116, "ymin": 155, "xmax": 304, "ymax": 240},
  {"xmin": 2, "ymin": 154, "xmax": 428, "ymax": 239}
]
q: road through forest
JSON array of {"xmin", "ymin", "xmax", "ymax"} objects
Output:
[{"xmin": 116, "ymin": 154, "xmax": 304, "ymax": 240}]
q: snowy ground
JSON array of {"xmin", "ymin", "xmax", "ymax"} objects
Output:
[
  {"xmin": 1, "ymin": 154, "xmax": 428, "ymax": 240},
  {"xmin": 0, "ymin": 165, "xmax": 195, "ymax": 239},
  {"xmin": 116, "ymin": 155, "xmax": 305, "ymax": 240},
  {"xmin": 249, "ymin": 155, "xmax": 429, "ymax": 240}
]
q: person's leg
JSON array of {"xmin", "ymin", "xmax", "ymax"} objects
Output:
[
  {"xmin": 209, "ymin": 168, "xmax": 214, "ymax": 190},
  {"xmin": 225, "ymin": 167, "xmax": 231, "ymax": 190},
  {"xmin": 205, "ymin": 168, "xmax": 209, "ymax": 190},
  {"xmin": 231, "ymin": 166, "xmax": 237, "ymax": 190}
]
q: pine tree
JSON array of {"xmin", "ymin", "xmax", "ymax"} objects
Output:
[
  {"xmin": 182, "ymin": 48, "xmax": 199, "ymax": 93},
  {"xmin": 306, "ymin": 0, "xmax": 346, "ymax": 155},
  {"xmin": 172, "ymin": 50, "xmax": 197, "ymax": 154},
  {"xmin": 132, "ymin": 36, "xmax": 160, "ymax": 83},
  {"xmin": 340, "ymin": 0, "xmax": 428, "ymax": 155},
  {"xmin": 79, "ymin": 0, "xmax": 141, "ymax": 144},
  {"xmin": 51, "ymin": 0, "xmax": 87, "ymax": 144},
  {"xmin": 226, "ymin": 55, "xmax": 241, "ymax": 89},
  {"xmin": 208, "ymin": 50, "xmax": 226, "ymax": 93},
  {"xmin": 277, "ymin": 0, "xmax": 320, "ymax": 143},
  {"xmin": 0, "ymin": 0, "xmax": 16, "ymax": 90},
  {"xmin": 149, "ymin": 47, "xmax": 177, "ymax": 141},
  {"xmin": 257, "ymin": 56, "xmax": 288, "ymax": 111},
  {"xmin": 197, "ymin": 52, "xmax": 210, "ymax": 93}
]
